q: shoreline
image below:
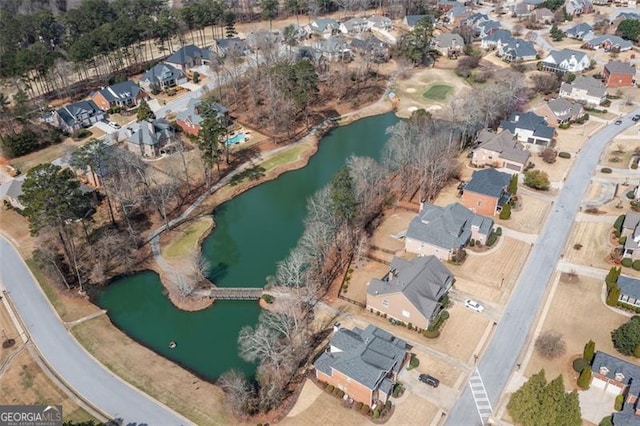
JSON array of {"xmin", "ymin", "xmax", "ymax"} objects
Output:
[{"xmin": 151, "ymin": 96, "xmax": 396, "ymax": 311}]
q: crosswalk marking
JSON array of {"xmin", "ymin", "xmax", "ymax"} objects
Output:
[{"xmin": 469, "ymin": 368, "xmax": 493, "ymax": 425}]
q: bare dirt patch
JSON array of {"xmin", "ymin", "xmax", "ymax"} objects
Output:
[
  {"xmin": 343, "ymin": 261, "xmax": 390, "ymax": 305},
  {"xmin": 71, "ymin": 315, "xmax": 236, "ymax": 426},
  {"xmin": 497, "ymin": 194, "xmax": 550, "ymax": 234},
  {"xmin": 370, "ymin": 208, "xmax": 417, "ymax": 253},
  {"xmin": 526, "ymin": 274, "xmax": 632, "ymax": 389}
]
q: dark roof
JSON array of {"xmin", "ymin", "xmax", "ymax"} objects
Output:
[
  {"xmin": 605, "ymin": 60, "xmax": 636, "ymax": 76},
  {"xmin": 617, "ymin": 275, "xmax": 640, "ymax": 300},
  {"xmin": 215, "ymin": 37, "xmax": 249, "ymax": 53},
  {"xmin": 127, "ymin": 119, "xmax": 174, "ymax": 146},
  {"xmin": 483, "ymin": 29, "xmax": 512, "ymax": 43},
  {"xmin": 96, "ymin": 80, "xmax": 142, "ymax": 104},
  {"xmin": 565, "ymin": 22, "xmax": 592, "ymax": 37},
  {"xmin": 176, "ymin": 98, "xmax": 228, "ymax": 127},
  {"xmin": 464, "ymin": 168, "xmax": 511, "ymax": 198},
  {"xmin": 406, "ymin": 202, "xmax": 493, "ymax": 250},
  {"xmin": 166, "ymin": 44, "xmax": 212, "ymax": 66},
  {"xmin": 314, "ymin": 325, "xmax": 408, "ymax": 390},
  {"xmin": 500, "ymin": 111, "xmax": 554, "ymax": 140},
  {"xmin": 475, "ymin": 129, "xmax": 530, "ymax": 165},
  {"xmin": 502, "ymin": 38, "xmax": 536, "ymax": 59},
  {"xmin": 56, "ymin": 100, "xmax": 102, "ymax": 126},
  {"xmin": 592, "ymin": 351, "xmax": 640, "ymax": 398},
  {"xmin": 140, "ymin": 63, "xmax": 185, "ymax": 84},
  {"xmin": 586, "ymin": 35, "xmax": 633, "ymax": 51},
  {"xmin": 368, "ymin": 256, "xmax": 454, "ymax": 321},
  {"xmin": 406, "ymin": 15, "xmax": 428, "ymax": 27}
]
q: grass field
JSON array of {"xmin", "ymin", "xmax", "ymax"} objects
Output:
[
  {"xmin": 259, "ymin": 145, "xmax": 306, "ymax": 171},
  {"xmin": 422, "ymin": 84, "xmax": 454, "ymax": 101},
  {"xmin": 162, "ymin": 216, "xmax": 213, "ymax": 258}
]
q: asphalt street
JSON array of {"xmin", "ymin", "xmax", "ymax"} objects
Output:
[
  {"xmin": 446, "ymin": 111, "xmax": 640, "ymax": 425},
  {"xmin": 0, "ymin": 236, "xmax": 191, "ymax": 425}
]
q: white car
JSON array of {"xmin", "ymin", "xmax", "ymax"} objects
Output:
[
  {"xmin": 108, "ymin": 121, "xmax": 121, "ymax": 129},
  {"xmin": 465, "ymin": 299, "xmax": 485, "ymax": 313}
]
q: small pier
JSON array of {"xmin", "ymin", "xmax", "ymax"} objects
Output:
[{"xmin": 195, "ymin": 287, "xmax": 263, "ymax": 300}]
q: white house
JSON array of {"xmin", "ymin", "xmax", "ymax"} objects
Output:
[
  {"xmin": 540, "ymin": 49, "xmax": 591, "ymax": 73},
  {"xmin": 339, "ymin": 17, "xmax": 369, "ymax": 34}
]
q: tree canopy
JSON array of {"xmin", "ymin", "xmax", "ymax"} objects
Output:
[
  {"xmin": 507, "ymin": 370, "xmax": 581, "ymax": 426},
  {"xmin": 395, "ymin": 16, "xmax": 436, "ymax": 64},
  {"xmin": 611, "ymin": 315, "xmax": 640, "ymax": 356},
  {"xmin": 136, "ymin": 99, "xmax": 156, "ymax": 121},
  {"xmin": 617, "ymin": 19, "xmax": 640, "ymax": 41}
]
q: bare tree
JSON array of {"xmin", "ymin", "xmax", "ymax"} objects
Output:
[
  {"xmin": 218, "ymin": 370, "xmax": 256, "ymax": 415},
  {"xmin": 535, "ymin": 331, "xmax": 567, "ymax": 359}
]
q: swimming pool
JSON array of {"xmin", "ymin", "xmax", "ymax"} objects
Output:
[{"xmin": 226, "ymin": 132, "xmax": 245, "ymax": 146}]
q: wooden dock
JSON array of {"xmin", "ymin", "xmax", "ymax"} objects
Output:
[{"xmin": 195, "ymin": 287, "xmax": 263, "ymax": 300}]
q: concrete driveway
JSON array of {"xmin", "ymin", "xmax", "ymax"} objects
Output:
[
  {"xmin": 0, "ymin": 236, "xmax": 191, "ymax": 425},
  {"xmin": 400, "ymin": 368, "xmax": 458, "ymax": 410},
  {"xmin": 579, "ymin": 387, "xmax": 616, "ymax": 424},
  {"xmin": 92, "ymin": 121, "xmax": 117, "ymax": 134}
]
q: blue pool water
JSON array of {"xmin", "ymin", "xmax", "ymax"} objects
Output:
[{"xmin": 227, "ymin": 133, "xmax": 245, "ymax": 145}]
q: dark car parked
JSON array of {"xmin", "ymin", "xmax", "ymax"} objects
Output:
[
  {"xmin": 419, "ymin": 374, "xmax": 440, "ymax": 388},
  {"xmin": 632, "ymin": 114, "xmax": 640, "ymax": 122}
]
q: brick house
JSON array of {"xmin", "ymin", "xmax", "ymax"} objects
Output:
[
  {"xmin": 314, "ymin": 324, "xmax": 410, "ymax": 408},
  {"xmin": 91, "ymin": 80, "xmax": 147, "ymax": 111},
  {"xmin": 405, "ymin": 202, "xmax": 494, "ymax": 260},
  {"xmin": 591, "ymin": 351, "xmax": 640, "ymax": 425},
  {"xmin": 175, "ymin": 98, "xmax": 229, "ymax": 136},
  {"xmin": 367, "ymin": 256, "xmax": 454, "ymax": 329},
  {"xmin": 471, "ymin": 129, "xmax": 530, "ymax": 172},
  {"xmin": 604, "ymin": 61, "xmax": 636, "ymax": 88},
  {"xmin": 126, "ymin": 119, "xmax": 176, "ymax": 158},
  {"xmin": 461, "ymin": 168, "xmax": 512, "ymax": 216}
]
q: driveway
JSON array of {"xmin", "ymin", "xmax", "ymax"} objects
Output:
[
  {"xmin": 579, "ymin": 386, "xmax": 617, "ymax": 424},
  {"xmin": 446, "ymin": 110, "xmax": 640, "ymax": 425},
  {"xmin": 400, "ymin": 368, "xmax": 458, "ymax": 410},
  {"xmin": 0, "ymin": 236, "xmax": 191, "ymax": 425},
  {"xmin": 92, "ymin": 121, "xmax": 117, "ymax": 134}
]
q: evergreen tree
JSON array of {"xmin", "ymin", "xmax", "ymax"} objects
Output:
[
  {"xmin": 577, "ymin": 367, "xmax": 592, "ymax": 389},
  {"xmin": 500, "ymin": 203, "xmax": 512, "ymax": 220},
  {"xmin": 136, "ymin": 99, "xmax": 155, "ymax": 121},
  {"xmin": 607, "ymin": 284, "xmax": 621, "ymax": 307},
  {"xmin": 583, "ymin": 340, "xmax": 596, "ymax": 363},
  {"xmin": 508, "ymin": 173, "xmax": 518, "ymax": 194},
  {"xmin": 550, "ymin": 24, "xmax": 565, "ymax": 41},
  {"xmin": 224, "ymin": 11, "xmax": 237, "ymax": 38},
  {"xmin": 507, "ymin": 369, "xmax": 547, "ymax": 423},
  {"xmin": 260, "ymin": 0, "xmax": 279, "ymax": 31},
  {"xmin": 612, "ymin": 316, "xmax": 640, "ymax": 356},
  {"xmin": 330, "ymin": 167, "xmax": 357, "ymax": 224}
]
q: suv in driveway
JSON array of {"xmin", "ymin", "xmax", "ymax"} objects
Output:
[{"xmin": 419, "ymin": 374, "xmax": 440, "ymax": 388}]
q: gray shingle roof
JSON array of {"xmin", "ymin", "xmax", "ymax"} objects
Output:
[
  {"xmin": 140, "ymin": 63, "xmax": 185, "ymax": 85},
  {"xmin": 176, "ymin": 98, "xmax": 228, "ymax": 127},
  {"xmin": 618, "ymin": 275, "xmax": 640, "ymax": 300},
  {"xmin": 500, "ymin": 111, "xmax": 554, "ymax": 140},
  {"xmin": 96, "ymin": 81, "xmax": 142, "ymax": 104},
  {"xmin": 592, "ymin": 351, "xmax": 640, "ymax": 398},
  {"xmin": 406, "ymin": 202, "xmax": 493, "ymax": 251},
  {"xmin": 56, "ymin": 100, "xmax": 102, "ymax": 127},
  {"xmin": 368, "ymin": 256, "xmax": 454, "ymax": 321},
  {"xmin": 314, "ymin": 325, "xmax": 408, "ymax": 390},
  {"xmin": 405, "ymin": 15, "xmax": 428, "ymax": 28},
  {"xmin": 312, "ymin": 18, "xmax": 339, "ymax": 31},
  {"xmin": 127, "ymin": 119, "xmax": 173, "ymax": 146},
  {"xmin": 543, "ymin": 49, "xmax": 588, "ymax": 66},
  {"xmin": 464, "ymin": 168, "xmax": 511, "ymax": 199},
  {"xmin": 547, "ymin": 98, "xmax": 584, "ymax": 121},
  {"xmin": 624, "ymin": 212, "xmax": 640, "ymax": 232},
  {"xmin": 502, "ymin": 38, "xmax": 536, "ymax": 60},
  {"xmin": 435, "ymin": 33, "xmax": 465, "ymax": 49},
  {"xmin": 565, "ymin": 22, "xmax": 592, "ymax": 38},
  {"xmin": 586, "ymin": 35, "xmax": 633, "ymax": 51},
  {"xmin": 483, "ymin": 29, "xmax": 512, "ymax": 43},
  {"xmin": 166, "ymin": 44, "xmax": 212, "ymax": 66},
  {"xmin": 475, "ymin": 129, "xmax": 530, "ymax": 165},
  {"xmin": 562, "ymin": 75, "xmax": 607, "ymax": 99},
  {"xmin": 605, "ymin": 60, "xmax": 636, "ymax": 76}
]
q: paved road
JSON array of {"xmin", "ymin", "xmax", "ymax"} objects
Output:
[
  {"xmin": 0, "ymin": 236, "xmax": 190, "ymax": 425},
  {"xmin": 446, "ymin": 110, "xmax": 640, "ymax": 425}
]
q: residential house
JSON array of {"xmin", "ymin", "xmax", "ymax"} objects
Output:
[
  {"xmin": 213, "ymin": 37, "xmax": 251, "ymax": 57},
  {"xmin": 622, "ymin": 211, "xmax": 640, "ymax": 260},
  {"xmin": 405, "ymin": 202, "xmax": 494, "ymax": 260},
  {"xmin": 540, "ymin": 49, "xmax": 591, "ymax": 73},
  {"xmin": 339, "ymin": 17, "xmax": 369, "ymax": 34},
  {"xmin": 444, "ymin": 6, "xmax": 470, "ymax": 25},
  {"xmin": 176, "ymin": 98, "xmax": 229, "ymax": 136},
  {"xmin": 583, "ymin": 35, "xmax": 633, "ymax": 52},
  {"xmin": 51, "ymin": 100, "xmax": 106, "ymax": 133},
  {"xmin": 519, "ymin": 0, "xmax": 544, "ymax": 11},
  {"xmin": 542, "ymin": 98, "xmax": 585, "ymax": 125},
  {"xmin": 437, "ymin": 0, "xmax": 464, "ymax": 11},
  {"xmin": 461, "ymin": 168, "xmax": 512, "ymax": 216},
  {"xmin": 564, "ymin": 22, "xmax": 593, "ymax": 40},
  {"xmin": 512, "ymin": 3, "xmax": 532, "ymax": 18},
  {"xmin": 367, "ymin": 16, "xmax": 393, "ymax": 31},
  {"xmin": 91, "ymin": 81, "xmax": 146, "ymax": 112},
  {"xmin": 139, "ymin": 63, "xmax": 187, "ymax": 92},
  {"xmin": 591, "ymin": 351, "xmax": 640, "ymax": 426},
  {"xmin": 565, "ymin": 0, "xmax": 593, "ymax": 16},
  {"xmin": 532, "ymin": 8, "xmax": 554, "ymax": 24},
  {"xmin": 306, "ymin": 18, "xmax": 339, "ymax": 37},
  {"xmin": 246, "ymin": 30, "xmax": 283, "ymax": 51},
  {"xmin": 464, "ymin": 12, "xmax": 490, "ymax": 27},
  {"xmin": 314, "ymin": 324, "xmax": 409, "ymax": 408},
  {"xmin": 0, "ymin": 176, "xmax": 25, "ymax": 209},
  {"xmin": 480, "ymin": 29, "xmax": 512, "ymax": 50},
  {"xmin": 405, "ymin": 15, "xmax": 428, "ymax": 29},
  {"xmin": 367, "ymin": 256, "xmax": 454, "ymax": 329},
  {"xmin": 616, "ymin": 275, "xmax": 640, "ymax": 309},
  {"xmin": 433, "ymin": 32, "xmax": 465, "ymax": 56},
  {"xmin": 164, "ymin": 44, "xmax": 213, "ymax": 72},
  {"xmin": 126, "ymin": 119, "xmax": 176, "ymax": 158},
  {"xmin": 498, "ymin": 38, "xmax": 537, "ymax": 62},
  {"xmin": 604, "ymin": 60, "xmax": 636, "ymax": 88},
  {"xmin": 477, "ymin": 20, "xmax": 501, "ymax": 39},
  {"xmin": 314, "ymin": 36, "xmax": 352, "ymax": 62},
  {"xmin": 350, "ymin": 36, "xmax": 390, "ymax": 62},
  {"xmin": 559, "ymin": 75, "xmax": 607, "ymax": 106},
  {"xmin": 612, "ymin": 12, "xmax": 640, "ymax": 27},
  {"xmin": 499, "ymin": 111, "xmax": 555, "ymax": 147},
  {"xmin": 472, "ymin": 129, "xmax": 530, "ymax": 172}
]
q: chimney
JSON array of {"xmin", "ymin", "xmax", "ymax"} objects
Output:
[
  {"xmin": 333, "ymin": 322, "xmax": 341, "ymax": 333},
  {"xmin": 419, "ymin": 198, "xmax": 426, "ymax": 213}
]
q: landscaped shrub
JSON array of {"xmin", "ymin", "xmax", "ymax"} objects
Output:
[
  {"xmin": 262, "ymin": 294, "xmax": 275, "ymax": 304},
  {"xmin": 500, "ymin": 203, "xmax": 512, "ymax": 219},
  {"xmin": 622, "ymin": 258, "xmax": 633, "ymax": 268},
  {"xmin": 584, "ymin": 339, "xmax": 596, "ymax": 363},
  {"xmin": 392, "ymin": 383, "xmax": 405, "ymax": 398},
  {"xmin": 423, "ymin": 329, "xmax": 440, "ymax": 339},
  {"xmin": 192, "ymin": 71, "xmax": 200, "ymax": 83},
  {"xmin": 572, "ymin": 357, "xmax": 588, "ymax": 373},
  {"xmin": 601, "ymin": 167, "xmax": 613, "ymax": 174},
  {"xmin": 615, "ymin": 394, "xmax": 624, "ymax": 411},
  {"xmin": 356, "ymin": 402, "xmax": 363, "ymax": 410},
  {"xmin": 524, "ymin": 170, "xmax": 550, "ymax": 190},
  {"xmin": 599, "ymin": 415, "xmax": 613, "ymax": 426},
  {"xmin": 470, "ymin": 239, "xmax": 475, "ymax": 247},
  {"xmin": 620, "ymin": 236, "xmax": 627, "ymax": 245},
  {"xmin": 607, "ymin": 284, "xmax": 621, "ymax": 306},
  {"xmin": 577, "ymin": 366, "xmax": 592, "ymax": 389},
  {"xmin": 408, "ymin": 355, "xmax": 420, "ymax": 370},
  {"xmin": 632, "ymin": 163, "xmax": 638, "ymax": 170},
  {"xmin": 633, "ymin": 260, "xmax": 640, "ymax": 271},
  {"xmin": 558, "ymin": 152, "xmax": 571, "ymax": 159},
  {"xmin": 487, "ymin": 232, "xmax": 498, "ymax": 247},
  {"xmin": 496, "ymin": 227, "xmax": 502, "ymax": 236},
  {"xmin": 360, "ymin": 404, "xmax": 370, "ymax": 415},
  {"xmin": 509, "ymin": 174, "xmax": 518, "ymax": 194},
  {"xmin": 373, "ymin": 410, "xmax": 380, "ymax": 418},
  {"xmin": 337, "ymin": 389, "xmax": 345, "ymax": 398},
  {"xmin": 614, "ymin": 230, "xmax": 621, "ymax": 238},
  {"xmin": 326, "ymin": 385, "xmax": 335, "ymax": 393}
]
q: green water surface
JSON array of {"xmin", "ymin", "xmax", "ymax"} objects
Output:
[{"xmin": 98, "ymin": 112, "xmax": 399, "ymax": 380}]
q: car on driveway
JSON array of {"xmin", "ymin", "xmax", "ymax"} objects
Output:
[
  {"xmin": 108, "ymin": 121, "xmax": 121, "ymax": 129},
  {"xmin": 419, "ymin": 374, "xmax": 440, "ymax": 388},
  {"xmin": 615, "ymin": 120, "xmax": 623, "ymax": 125},
  {"xmin": 465, "ymin": 299, "xmax": 484, "ymax": 313},
  {"xmin": 632, "ymin": 115, "xmax": 640, "ymax": 122}
]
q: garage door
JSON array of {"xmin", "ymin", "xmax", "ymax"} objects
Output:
[
  {"xmin": 506, "ymin": 163, "xmax": 521, "ymax": 171},
  {"xmin": 592, "ymin": 377, "xmax": 607, "ymax": 390},
  {"xmin": 606, "ymin": 383, "xmax": 622, "ymax": 395}
]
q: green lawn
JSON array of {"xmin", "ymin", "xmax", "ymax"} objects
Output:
[
  {"xmin": 259, "ymin": 145, "xmax": 306, "ymax": 171},
  {"xmin": 422, "ymin": 83, "xmax": 454, "ymax": 101},
  {"xmin": 163, "ymin": 216, "xmax": 213, "ymax": 258}
]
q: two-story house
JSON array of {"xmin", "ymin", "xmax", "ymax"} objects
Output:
[
  {"xmin": 139, "ymin": 63, "xmax": 187, "ymax": 92},
  {"xmin": 498, "ymin": 38, "xmax": 537, "ymax": 62},
  {"xmin": 481, "ymin": 29, "xmax": 512, "ymax": 50},
  {"xmin": 499, "ymin": 111, "xmax": 555, "ymax": 147},
  {"xmin": 91, "ymin": 81, "xmax": 147, "ymax": 112},
  {"xmin": 461, "ymin": 168, "xmax": 512, "ymax": 216},
  {"xmin": 126, "ymin": 119, "xmax": 176, "ymax": 158},
  {"xmin": 164, "ymin": 44, "xmax": 213, "ymax": 72},
  {"xmin": 51, "ymin": 100, "xmax": 106, "ymax": 133},
  {"xmin": 542, "ymin": 98, "xmax": 585, "ymax": 125},
  {"xmin": 339, "ymin": 17, "xmax": 369, "ymax": 34},
  {"xmin": 367, "ymin": 16, "xmax": 393, "ymax": 31},
  {"xmin": 405, "ymin": 202, "xmax": 494, "ymax": 260},
  {"xmin": 583, "ymin": 35, "xmax": 634, "ymax": 52},
  {"xmin": 432, "ymin": 32, "xmax": 465, "ymax": 57},
  {"xmin": 306, "ymin": 18, "xmax": 340, "ymax": 37},
  {"xmin": 472, "ymin": 129, "xmax": 530, "ymax": 172},
  {"xmin": 314, "ymin": 36, "xmax": 352, "ymax": 62},
  {"xmin": 559, "ymin": 75, "xmax": 607, "ymax": 106},
  {"xmin": 213, "ymin": 37, "xmax": 251, "ymax": 57},
  {"xmin": 540, "ymin": 49, "xmax": 591, "ymax": 73},
  {"xmin": 314, "ymin": 324, "xmax": 410, "ymax": 408},
  {"xmin": 622, "ymin": 212, "xmax": 640, "ymax": 260},
  {"xmin": 604, "ymin": 60, "xmax": 636, "ymax": 88}
]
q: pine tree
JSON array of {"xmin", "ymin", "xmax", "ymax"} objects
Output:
[
  {"xmin": 500, "ymin": 203, "xmax": 512, "ymax": 220},
  {"xmin": 507, "ymin": 370, "xmax": 547, "ymax": 423},
  {"xmin": 577, "ymin": 367, "xmax": 592, "ymax": 389},
  {"xmin": 607, "ymin": 284, "xmax": 621, "ymax": 306},
  {"xmin": 583, "ymin": 340, "xmax": 596, "ymax": 363},
  {"xmin": 509, "ymin": 173, "xmax": 518, "ymax": 194},
  {"xmin": 136, "ymin": 99, "xmax": 155, "ymax": 121}
]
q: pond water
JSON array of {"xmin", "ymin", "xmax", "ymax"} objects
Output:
[{"xmin": 97, "ymin": 112, "xmax": 399, "ymax": 380}]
